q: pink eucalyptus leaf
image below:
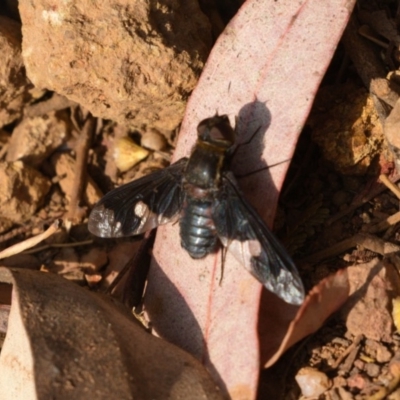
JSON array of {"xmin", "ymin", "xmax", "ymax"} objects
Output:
[{"xmin": 144, "ymin": 0, "xmax": 356, "ymax": 398}]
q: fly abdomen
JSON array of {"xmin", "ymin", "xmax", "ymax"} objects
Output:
[{"xmin": 180, "ymin": 197, "xmax": 217, "ymax": 259}]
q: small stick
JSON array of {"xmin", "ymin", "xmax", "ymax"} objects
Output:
[
  {"xmin": 301, "ymin": 232, "xmax": 400, "ymax": 264},
  {"xmin": 332, "ymin": 335, "xmax": 362, "ymax": 372},
  {"xmin": 0, "ymin": 143, "xmax": 8, "ymax": 160},
  {"xmin": 331, "ymin": 334, "xmax": 363, "ymax": 370},
  {"xmin": 379, "ymin": 173, "xmax": 400, "ymax": 200},
  {"xmin": 300, "ymin": 234, "xmax": 364, "ymax": 264},
  {"xmin": 22, "ymin": 239, "xmax": 93, "ymax": 255},
  {"xmin": 358, "ymin": 25, "xmax": 389, "ymax": 49},
  {"xmin": 326, "ymin": 171, "xmax": 400, "ymax": 226},
  {"xmin": 365, "ymin": 210, "xmax": 400, "ymax": 234},
  {"xmin": 0, "ymin": 225, "xmax": 31, "ymax": 244},
  {"xmin": 0, "ymin": 219, "xmax": 62, "ymax": 260},
  {"xmin": 66, "ymin": 115, "xmax": 96, "ymax": 225}
]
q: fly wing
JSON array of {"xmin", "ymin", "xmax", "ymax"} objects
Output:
[
  {"xmin": 212, "ymin": 172, "xmax": 305, "ymax": 305},
  {"xmin": 88, "ymin": 158, "xmax": 187, "ymax": 238}
]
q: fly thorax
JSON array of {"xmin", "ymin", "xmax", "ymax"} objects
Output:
[{"xmin": 184, "ymin": 142, "xmax": 226, "ymax": 189}]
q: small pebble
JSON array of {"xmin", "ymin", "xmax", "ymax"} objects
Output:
[
  {"xmin": 113, "ymin": 136, "xmax": 149, "ymax": 172},
  {"xmin": 347, "ymin": 372, "xmax": 369, "ymax": 390},
  {"xmin": 376, "ymin": 345, "xmax": 392, "ymax": 363},
  {"xmin": 85, "ymin": 273, "xmax": 103, "ymax": 288},
  {"xmin": 364, "ymin": 362, "xmax": 380, "ymax": 378},
  {"xmin": 360, "ymin": 212, "xmax": 371, "ymax": 224},
  {"xmin": 353, "ymin": 359, "xmax": 365, "ymax": 370},
  {"xmin": 141, "ymin": 128, "xmax": 167, "ymax": 151},
  {"xmin": 365, "ymin": 339, "xmax": 392, "ymax": 363},
  {"xmin": 295, "ymin": 367, "xmax": 331, "ymax": 398},
  {"xmin": 332, "ymin": 375, "xmax": 347, "ymax": 388}
]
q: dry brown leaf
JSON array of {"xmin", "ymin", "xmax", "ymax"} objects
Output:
[{"xmin": 0, "ymin": 267, "xmax": 223, "ymax": 399}]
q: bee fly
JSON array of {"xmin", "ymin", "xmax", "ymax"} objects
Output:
[{"xmin": 88, "ymin": 115, "xmax": 305, "ymax": 305}]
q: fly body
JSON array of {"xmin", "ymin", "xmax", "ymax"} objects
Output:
[
  {"xmin": 179, "ymin": 115, "xmax": 233, "ymax": 259},
  {"xmin": 88, "ymin": 115, "xmax": 305, "ymax": 305}
]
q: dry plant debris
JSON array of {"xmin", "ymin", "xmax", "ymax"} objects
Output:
[{"xmin": 3, "ymin": 0, "xmax": 400, "ymax": 399}]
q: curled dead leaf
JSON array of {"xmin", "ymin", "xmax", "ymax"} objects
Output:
[{"xmin": 260, "ymin": 269, "xmax": 350, "ymax": 368}]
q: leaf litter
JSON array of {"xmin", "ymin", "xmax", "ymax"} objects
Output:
[{"xmin": 2, "ymin": 0, "xmax": 400, "ymax": 399}]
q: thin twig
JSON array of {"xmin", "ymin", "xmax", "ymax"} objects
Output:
[
  {"xmin": 340, "ymin": 344, "xmax": 361, "ymax": 373},
  {"xmin": 331, "ymin": 334, "xmax": 363, "ymax": 369},
  {"xmin": 379, "ymin": 173, "xmax": 400, "ymax": 200},
  {"xmin": 22, "ymin": 239, "xmax": 93, "ymax": 255},
  {"xmin": 365, "ymin": 210, "xmax": 400, "ymax": 234},
  {"xmin": 0, "ymin": 225, "xmax": 30, "ymax": 244},
  {"xmin": 0, "ymin": 143, "xmax": 8, "ymax": 160},
  {"xmin": 0, "ymin": 219, "xmax": 62, "ymax": 260},
  {"xmin": 301, "ymin": 232, "xmax": 400, "ymax": 264},
  {"xmin": 301, "ymin": 234, "xmax": 364, "ymax": 264},
  {"xmin": 66, "ymin": 114, "xmax": 96, "ymax": 225},
  {"xmin": 326, "ymin": 170, "xmax": 400, "ymax": 226}
]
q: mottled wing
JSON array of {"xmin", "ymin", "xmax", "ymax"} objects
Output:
[
  {"xmin": 212, "ymin": 172, "xmax": 305, "ymax": 305},
  {"xmin": 88, "ymin": 158, "xmax": 187, "ymax": 238}
]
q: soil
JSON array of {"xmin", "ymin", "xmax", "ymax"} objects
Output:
[{"xmin": 1, "ymin": 1, "xmax": 400, "ymax": 399}]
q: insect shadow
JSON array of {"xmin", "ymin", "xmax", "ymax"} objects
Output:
[{"xmin": 230, "ymin": 100, "xmax": 276, "ymax": 221}]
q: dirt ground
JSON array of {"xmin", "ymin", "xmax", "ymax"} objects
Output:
[{"xmin": 1, "ymin": 1, "xmax": 400, "ymax": 399}]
